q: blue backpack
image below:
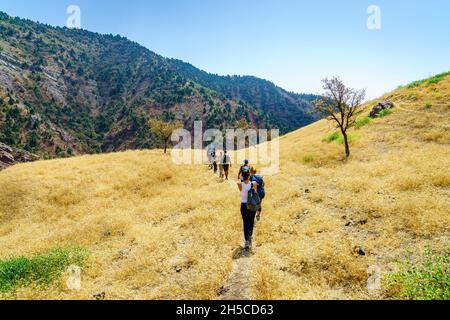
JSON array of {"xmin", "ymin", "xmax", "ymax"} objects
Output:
[{"xmin": 251, "ymin": 175, "xmax": 265, "ymax": 199}]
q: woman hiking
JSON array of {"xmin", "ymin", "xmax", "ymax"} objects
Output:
[{"xmin": 237, "ymin": 170, "xmax": 259, "ymax": 249}]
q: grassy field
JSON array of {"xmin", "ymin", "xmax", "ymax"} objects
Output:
[{"xmin": 0, "ymin": 73, "xmax": 449, "ymax": 300}]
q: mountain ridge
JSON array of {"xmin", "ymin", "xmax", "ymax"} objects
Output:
[{"xmin": 0, "ymin": 11, "xmax": 318, "ymax": 158}]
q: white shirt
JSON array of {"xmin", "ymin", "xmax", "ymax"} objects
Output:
[{"xmin": 241, "ymin": 181, "xmax": 254, "ymax": 203}]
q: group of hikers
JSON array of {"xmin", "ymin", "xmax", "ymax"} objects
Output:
[{"xmin": 207, "ymin": 147, "xmax": 266, "ymax": 250}]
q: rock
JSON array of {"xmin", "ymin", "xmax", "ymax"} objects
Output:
[
  {"xmin": 345, "ymin": 220, "xmax": 355, "ymax": 227},
  {"xmin": 354, "ymin": 246, "xmax": 366, "ymax": 256},
  {"xmin": 370, "ymin": 100, "xmax": 394, "ymax": 118},
  {"xmin": 93, "ymin": 292, "xmax": 106, "ymax": 300},
  {"xmin": 118, "ymin": 249, "xmax": 131, "ymax": 259},
  {"xmin": 0, "ymin": 142, "xmax": 39, "ymax": 170}
]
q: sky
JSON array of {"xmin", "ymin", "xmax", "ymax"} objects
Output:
[{"xmin": 1, "ymin": 0, "xmax": 449, "ymax": 99}]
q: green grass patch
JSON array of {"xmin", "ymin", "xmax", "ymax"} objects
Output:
[
  {"xmin": 425, "ymin": 101, "xmax": 433, "ymax": 109},
  {"xmin": 324, "ymin": 132, "xmax": 358, "ymax": 144},
  {"xmin": 0, "ymin": 246, "xmax": 88, "ymax": 293},
  {"xmin": 378, "ymin": 109, "xmax": 392, "ymax": 118},
  {"xmin": 324, "ymin": 131, "xmax": 341, "ymax": 143},
  {"xmin": 301, "ymin": 154, "xmax": 315, "ymax": 164},
  {"xmin": 407, "ymin": 71, "xmax": 450, "ymax": 89},
  {"xmin": 384, "ymin": 248, "xmax": 449, "ymax": 300},
  {"xmin": 354, "ymin": 115, "xmax": 372, "ymax": 129}
]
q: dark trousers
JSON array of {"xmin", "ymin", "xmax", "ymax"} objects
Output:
[{"xmin": 241, "ymin": 203, "xmax": 256, "ymax": 242}]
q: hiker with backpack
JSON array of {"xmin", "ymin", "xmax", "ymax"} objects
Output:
[
  {"xmin": 237, "ymin": 169, "xmax": 260, "ymax": 249},
  {"xmin": 250, "ymin": 168, "xmax": 265, "ymax": 221},
  {"xmin": 222, "ymin": 150, "xmax": 231, "ymax": 180},
  {"xmin": 238, "ymin": 160, "xmax": 252, "ymax": 182}
]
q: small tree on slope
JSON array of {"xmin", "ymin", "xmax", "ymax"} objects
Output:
[
  {"xmin": 313, "ymin": 77, "xmax": 366, "ymax": 158},
  {"xmin": 148, "ymin": 118, "xmax": 183, "ymax": 154}
]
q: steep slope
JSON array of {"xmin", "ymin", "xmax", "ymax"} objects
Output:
[
  {"xmin": 0, "ymin": 73, "xmax": 448, "ymax": 300},
  {"xmin": 0, "ymin": 12, "xmax": 317, "ymax": 159}
]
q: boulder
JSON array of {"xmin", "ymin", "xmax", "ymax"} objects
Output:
[
  {"xmin": 0, "ymin": 142, "xmax": 39, "ymax": 170},
  {"xmin": 370, "ymin": 100, "xmax": 394, "ymax": 118},
  {"xmin": 0, "ymin": 143, "xmax": 15, "ymax": 167}
]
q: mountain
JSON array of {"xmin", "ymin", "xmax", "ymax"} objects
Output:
[
  {"xmin": 0, "ymin": 12, "xmax": 318, "ymax": 158},
  {"xmin": 1, "ymin": 72, "xmax": 448, "ymax": 299},
  {"xmin": 169, "ymin": 59, "xmax": 318, "ymax": 131}
]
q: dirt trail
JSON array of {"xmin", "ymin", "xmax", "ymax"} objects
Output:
[{"xmin": 217, "ymin": 178, "xmax": 255, "ymax": 300}]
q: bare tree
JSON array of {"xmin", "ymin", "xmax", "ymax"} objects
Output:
[
  {"xmin": 313, "ymin": 77, "xmax": 366, "ymax": 158},
  {"xmin": 148, "ymin": 118, "xmax": 183, "ymax": 154}
]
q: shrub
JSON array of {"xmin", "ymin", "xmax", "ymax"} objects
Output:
[
  {"xmin": 384, "ymin": 248, "xmax": 449, "ymax": 300},
  {"xmin": 425, "ymin": 102, "xmax": 433, "ymax": 109},
  {"xmin": 0, "ymin": 246, "xmax": 88, "ymax": 293},
  {"xmin": 354, "ymin": 115, "xmax": 371, "ymax": 129},
  {"xmin": 378, "ymin": 109, "xmax": 392, "ymax": 118},
  {"xmin": 301, "ymin": 154, "xmax": 315, "ymax": 164},
  {"xmin": 324, "ymin": 132, "xmax": 358, "ymax": 144},
  {"xmin": 324, "ymin": 132, "xmax": 340, "ymax": 143}
]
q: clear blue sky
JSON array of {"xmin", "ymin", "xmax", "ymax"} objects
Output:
[{"xmin": 1, "ymin": 0, "xmax": 449, "ymax": 99}]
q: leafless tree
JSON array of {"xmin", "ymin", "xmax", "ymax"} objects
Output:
[{"xmin": 313, "ymin": 77, "xmax": 366, "ymax": 158}]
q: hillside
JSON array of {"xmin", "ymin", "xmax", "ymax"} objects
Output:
[
  {"xmin": 0, "ymin": 73, "xmax": 449, "ymax": 300},
  {"xmin": 0, "ymin": 12, "xmax": 317, "ymax": 159}
]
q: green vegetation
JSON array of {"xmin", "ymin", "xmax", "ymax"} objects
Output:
[
  {"xmin": 354, "ymin": 115, "xmax": 372, "ymax": 129},
  {"xmin": 324, "ymin": 132, "xmax": 358, "ymax": 144},
  {"xmin": 425, "ymin": 101, "xmax": 433, "ymax": 109},
  {"xmin": 384, "ymin": 248, "xmax": 449, "ymax": 300},
  {"xmin": 0, "ymin": 246, "xmax": 88, "ymax": 293},
  {"xmin": 0, "ymin": 11, "xmax": 318, "ymax": 158},
  {"xmin": 407, "ymin": 72, "xmax": 450, "ymax": 89},
  {"xmin": 301, "ymin": 154, "xmax": 315, "ymax": 164},
  {"xmin": 378, "ymin": 109, "xmax": 392, "ymax": 118}
]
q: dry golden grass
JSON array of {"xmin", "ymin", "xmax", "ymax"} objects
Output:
[
  {"xmin": 252, "ymin": 74, "xmax": 450, "ymax": 299},
  {"xmin": 0, "ymin": 151, "xmax": 241, "ymax": 299},
  {"xmin": 0, "ymin": 73, "xmax": 449, "ymax": 300}
]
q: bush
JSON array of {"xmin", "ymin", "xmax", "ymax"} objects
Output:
[
  {"xmin": 301, "ymin": 154, "xmax": 315, "ymax": 164},
  {"xmin": 425, "ymin": 102, "xmax": 433, "ymax": 109},
  {"xmin": 378, "ymin": 109, "xmax": 392, "ymax": 118},
  {"xmin": 384, "ymin": 248, "xmax": 449, "ymax": 300},
  {"xmin": 354, "ymin": 115, "xmax": 371, "ymax": 129},
  {"xmin": 324, "ymin": 132, "xmax": 340, "ymax": 143},
  {"xmin": 324, "ymin": 132, "xmax": 358, "ymax": 144},
  {"xmin": 0, "ymin": 246, "xmax": 88, "ymax": 293}
]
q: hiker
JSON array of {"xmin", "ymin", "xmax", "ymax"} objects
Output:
[
  {"xmin": 250, "ymin": 168, "xmax": 265, "ymax": 221},
  {"xmin": 212, "ymin": 153, "xmax": 218, "ymax": 174},
  {"xmin": 237, "ymin": 170, "xmax": 259, "ymax": 249},
  {"xmin": 218, "ymin": 152, "xmax": 224, "ymax": 178},
  {"xmin": 238, "ymin": 160, "xmax": 252, "ymax": 182},
  {"xmin": 207, "ymin": 146, "xmax": 216, "ymax": 170},
  {"xmin": 223, "ymin": 150, "xmax": 231, "ymax": 180}
]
